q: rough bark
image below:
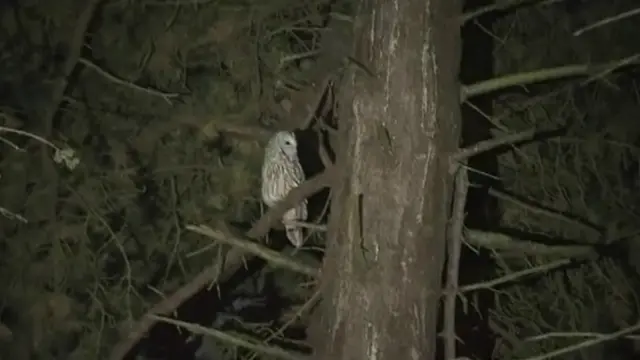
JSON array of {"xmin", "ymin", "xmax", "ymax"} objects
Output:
[{"xmin": 309, "ymin": 0, "xmax": 462, "ymax": 359}]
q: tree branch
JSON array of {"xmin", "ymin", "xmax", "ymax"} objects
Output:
[
  {"xmin": 186, "ymin": 224, "xmax": 320, "ymax": 277},
  {"xmin": 149, "ymin": 315, "xmax": 304, "ymax": 360},
  {"xmin": 79, "ymin": 58, "xmax": 181, "ymax": 102},
  {"xmin": 461, "ymin": 54, "xmax": 640, "ymax": 101},
  {"xmin": 487, "ymin": 187, "xmax": 602, "ymax": 235},
  {"xmin": 246, "ymin": 166, "xmax": 335, "ymax": 239},
  {"xmin": 443, "ymin": 168, "xmax": 469, "ymax": 360},
  {"xmin": 452, "ymin": 128, "xmax": 537, "ymax": 162},
  {"xmin": 574, "ymin": 7, "xmax": 640, "ymax": 36},
  {"xmin": 459, "ymin": 258, "xmax": 572, "ymax": 293},
  {"xmin": 520, "ymin": 322, "xmax": 640, "ymax": 360},
  {"xmin": 464, "ymin": 229, "xmax": 597, "ymax": 257},
  {"xmin": 459, "ymin": 0, "xmax": 567, "ymax": 24}
]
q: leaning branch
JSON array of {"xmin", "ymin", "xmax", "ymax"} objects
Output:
[
  {"xmin": 460, "ymin": 0, "xmax": 567, "ymax": 24},
  {"xmin": 150, "ymin": 315, "xmax": 304, "ymax": 360},
  {"xmin": 520, "ymin": 322, "xmax": 640, "ymax": 360},
  {"xmin": 461, "ymin": 54, "xmax": 640, "ymax": 101},
  {"xmin": 443, "ymin": 168, "xmax": 469, "ymax": 360},
  {"xmin": 79, "ymin": 58, "xmax": 180, "ymax": 103},
  {"xmin": 186, "ymin": 224, "xmax": 320, "ymax": 277},
  {"xmin": 487, "ymin": 188, "xmax": 601, "ymax": 235},
  {"xmin": 247, "ymin": 166, "xmax": 335, "ymax": 239},
  {"xmin": 452, "ymin": 128, "xmax": 537, "ymax": 162},
  {"xmin": 459, "ymin": 258, "xmax": 572, "ymax": 293},
  {"xmin": 574, "ymin": 7, "xmax": 640, "ymax": 36}
]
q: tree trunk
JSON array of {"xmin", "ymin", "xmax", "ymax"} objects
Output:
[{"xmin": 310, "ymin": 0, "xmax": 462, "ymax": 359}]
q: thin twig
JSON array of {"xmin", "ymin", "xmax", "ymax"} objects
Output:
[
  {"xmin": 573, "ymin": 6, "xmax": 640, "ymax": 36},
  {"xmin": 526, "ymin": 331, "xmax": 640, "ymax": 342},
  {"xmin": 459, "ymin": 258, "xmax": 571, "ymax": 293},
  {"xmin": 452, "ymin": 128, "xmax": 537, "ymax": 162},
  {"xmin": 443, "ymin": 167, "xmax": 469, "ymax": 360},
  {"xmin": 487, "ymin": 188, "xmax": 601, "ymax": 235},
  {"xmin": 0, "ymin": 206, "xmax": 28, "ymax": 223},
  {"xmin": 149, "ymin": 315, "xmax": 303, "ymax": 360},
  {"xmin": 79, "ymin": 58, "xmax": 181, "ymax": 102},
  {"xmin": 580, "ymin": 54, "xmax": 640, "ymax": 86},
  {"xmin": 519, "ymin": 322, "xmax": 640, "ymax": 360},
  {"xmin": 0, "ymin": 123, "xmax": 60, "ymax": 150},
  {"xmin": 460, "ymin": 0, "xmax": 567, "ymax": 24}
]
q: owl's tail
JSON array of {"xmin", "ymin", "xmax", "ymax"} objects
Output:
[{"xmin": 285, "ymin": 226, "xmax": 304, "ymax": 248}]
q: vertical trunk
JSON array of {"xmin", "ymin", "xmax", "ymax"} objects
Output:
[{"xmin": 310, "ymin": 0, "xmax": 462, "ymax": 359}]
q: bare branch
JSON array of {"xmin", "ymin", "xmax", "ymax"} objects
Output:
[
  {"xmin": 0, "ymin": 122, "xmax": 60, "ymax": 150},
  {"xmin": 452, "ymin": 128, "xmax": 537, "ymax": 162},
  {"xmin": 0, "ymin": 206, "xmax": 27, "ymax": 223},
  {"xmin": 186, "ymin": 224, "xmax": 320, "ymax": 277},
  {"xmin": 527, "ymin": 331, "xmax": 640, "ymax": 342},
  {"xmin": 443, "ymin": 168, "xmax": 469, "ymax": 360},
  {"xmin": 79, "ymin": 58, "xmax": 181, "ymax": 103},
  {"xmin": 460, "ymin": 0, "xmax": 567, "ymax": 24},
  {"xmin": 461, "ymin": 54, "xmax": 640, "ymax": 101},
  {"xmin": 487, "ymin": 188, "xmax": 602, "ymax": 235},
  {"xmin": 459, "ymin": 258, "xmax": 572, "ymax": 293},
  {"xmin": 574, "ymin": 6, "xmax": 640, "ymax": 36},
  {"xmin": 149, "ymin": 315, "xmax": 304, "ymax": 360},
  {"xmin": 464, "ymin": 229, "xmax": 597, "ymax": 257},
  {"xmin": 520, "ymin": 322, "xmax": 640, "ymax": 360},
  {"xmin": 247, "ymin": 166, "xmax": 335, "ymax": 239}
]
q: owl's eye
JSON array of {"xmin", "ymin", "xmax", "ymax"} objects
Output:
[{"xmin": 285, "ymin": 140, "xmax": 292, "ymax": 145}]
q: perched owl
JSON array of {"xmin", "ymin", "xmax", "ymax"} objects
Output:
[{"xmin": 261, "ymin": 131, "xmax": 308, "ymax": 247}]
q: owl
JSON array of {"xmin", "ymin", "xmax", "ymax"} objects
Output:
[{"xmin": 261, "ymin": 131, "xmax": 308, "ymax": 247}]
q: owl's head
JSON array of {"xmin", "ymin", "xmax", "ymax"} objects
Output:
[{"xmin": 272, "ymin": 131, "xmax": 298, "ymax": 158}]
